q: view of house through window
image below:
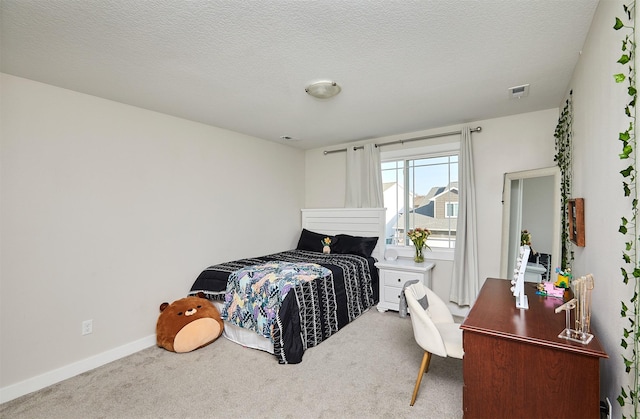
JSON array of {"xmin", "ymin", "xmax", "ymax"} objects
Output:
[{"xmin": 381, "ymin": 153, "xmax": 458, "ymax": 249}]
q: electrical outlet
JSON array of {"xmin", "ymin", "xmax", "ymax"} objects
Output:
[{"xmin": 82, "ymin": 319, "xmax": 93, "ymax": 335}]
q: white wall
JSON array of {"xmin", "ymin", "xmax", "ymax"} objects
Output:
[
  {"xmin": 567, "ymin": 1, "xmax": 634, "ymax": 416},
  {"xmin": 305, "ymin": 109, "xmax": 559, "ymax": 294},
  {"xmin": 0, "ymin": 74, "xmax": 305, "ymax": 399}
]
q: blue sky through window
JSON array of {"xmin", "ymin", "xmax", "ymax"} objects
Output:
[{"xmin": 382, "ymin": 155, "xmax": 458, "ymax": 196}]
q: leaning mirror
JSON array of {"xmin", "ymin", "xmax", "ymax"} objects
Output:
[{"xmin": 500, "ymin": 167, "xmax": 561, "ymax": 282}]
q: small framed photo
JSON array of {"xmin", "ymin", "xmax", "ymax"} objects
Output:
[{"xmin": 568, "ymin": 198, "xmax": 585, "ymax": 247}]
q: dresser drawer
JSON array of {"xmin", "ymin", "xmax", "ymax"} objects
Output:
[{"xmin": 381, "ymin": 269, "xmax": 424, "ymax": 288}]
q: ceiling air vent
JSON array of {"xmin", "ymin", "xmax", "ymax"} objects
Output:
[
  {"xmin": 280, "ymin": 135, "xmax": 301, "ymax": 142},
  {"xmin": 509, "ymin": 84, "xmax": 530, "ymax": 99}
]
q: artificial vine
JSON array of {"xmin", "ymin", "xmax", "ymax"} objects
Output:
[
  {"xmin": 614, "ymin": 2, "xmax": 640, "ymax": 417},
  {"xmin": 554, "ymin": 91, "xmax": 573, "ymax": 271}
]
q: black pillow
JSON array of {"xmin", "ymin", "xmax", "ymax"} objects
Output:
[
  {"xmin": 332, "ymin": 234, "xmax": 378, "ymax": 258},
  {"xmin": 296, "ymin": 229, "xmax": 335, "ymax": 253}
]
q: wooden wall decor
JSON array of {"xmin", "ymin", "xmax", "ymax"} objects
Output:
[{"xmin": 568, "ymin": 198, "xmax": 585, "ymax": 246}]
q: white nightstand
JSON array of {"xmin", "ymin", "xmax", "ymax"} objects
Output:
[{"xmin": 375, "ymin": 258, "xmax": 435, "ymax": 312}]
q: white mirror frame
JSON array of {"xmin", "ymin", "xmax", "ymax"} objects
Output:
[{"xmin": 499, "ymin": 166, "xmax": 562, "ymax": 279}]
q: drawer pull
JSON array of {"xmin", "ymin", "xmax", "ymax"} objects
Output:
[{"xmin": 397, "ymin": 278, "xmax": 401, "ymax": 282}]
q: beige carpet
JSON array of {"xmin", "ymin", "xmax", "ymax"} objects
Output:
[{"xmin": 0, "ymin": 309, "xmax": 463, "ymax": 419}]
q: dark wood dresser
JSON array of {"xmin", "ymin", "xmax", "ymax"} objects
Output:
[{"xmin": 460, "ymin": 278, "xmax": 608, "ymax": 418}]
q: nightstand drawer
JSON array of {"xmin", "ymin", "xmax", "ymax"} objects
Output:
[{"xmin": 381, "ymin": 270, "xmax": 424, "ymax": 288}]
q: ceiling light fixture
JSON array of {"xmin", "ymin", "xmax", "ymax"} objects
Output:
[{"xmin": 305, "ymin": 81, "xmax": 341, "ymax": 99}]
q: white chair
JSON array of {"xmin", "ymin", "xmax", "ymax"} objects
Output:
[{"xmin": 404, "ymin": 282, "xmax": 464, "ymax": 406}]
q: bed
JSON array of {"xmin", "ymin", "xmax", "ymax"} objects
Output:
[{"xmin": 189, "ymin": 208, "xmax": 386, "ymax": 363}]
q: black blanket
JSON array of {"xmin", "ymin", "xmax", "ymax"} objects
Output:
[{"xmin": 189, "ymin": 250, "xmax": 379, "ymax": 363}]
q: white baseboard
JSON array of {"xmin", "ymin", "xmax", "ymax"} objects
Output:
[{"xmin": 0, "ymin": 335, "xmax": 156, "ymax": 404}]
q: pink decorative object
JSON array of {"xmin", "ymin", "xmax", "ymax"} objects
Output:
[{"xmin": 543, "ymin": 282, "xmax": 565, "ymax": 299}]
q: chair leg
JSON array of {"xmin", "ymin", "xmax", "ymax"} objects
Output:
[{"xmin": 410, "ymin": 351, "xmax": 432, "ymax": 406}]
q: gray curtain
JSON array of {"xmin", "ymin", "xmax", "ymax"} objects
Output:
[
  {"xmin": 450, "ymin": 126, "xmax": 479, "ymax": 306},
  {"xmin": 345, "ymin": 143, "xmax": 384, "ymax": 208}
]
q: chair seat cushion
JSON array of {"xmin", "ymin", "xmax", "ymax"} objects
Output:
[{"xmin": 435, "ymin": 323, "xmax": 464, "ymax": 359}]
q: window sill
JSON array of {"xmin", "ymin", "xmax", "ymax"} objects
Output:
[{"xmin": 384, "ymin": 245, "xmax": 454, "ymax": 262}]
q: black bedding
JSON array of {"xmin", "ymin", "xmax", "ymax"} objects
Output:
[{"xmin": 189, "ymin": 249, "xmax": 379, "ymax": 363}]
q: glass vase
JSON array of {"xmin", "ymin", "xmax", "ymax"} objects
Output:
[{"xmin": 414, "ymin": 246, "xmax": 424, "ymax": 263}]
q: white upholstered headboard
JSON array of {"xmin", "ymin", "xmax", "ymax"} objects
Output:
[{"xmin": 301, "ymin": 208, "xmax": 386, "ymax": 261}]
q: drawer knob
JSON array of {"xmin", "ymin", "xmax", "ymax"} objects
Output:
[{"xmin": 397, "ymin": 278, "xmax": 401, "ymax": 282}]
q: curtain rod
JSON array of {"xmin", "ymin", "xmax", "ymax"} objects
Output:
[{"xmin": 323, "ymin": 126, "xmax": 482, "ymax": 155}]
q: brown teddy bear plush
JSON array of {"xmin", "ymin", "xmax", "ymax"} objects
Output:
[{"xmin": 156, "ymin": 293, "xmax": 224, "ymax": 353}]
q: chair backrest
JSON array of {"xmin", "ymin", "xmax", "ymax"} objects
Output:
[{"xmin": 405, "ymin": 283, "xmax": 448, "ymax": 357}]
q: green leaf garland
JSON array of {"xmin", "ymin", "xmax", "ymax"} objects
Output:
[{"xmin": 615, "ymin": 2, "xmax": 640, "ymax": 417}]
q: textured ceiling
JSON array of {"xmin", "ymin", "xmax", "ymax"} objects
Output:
[{"xmin": 1, "ymin": 0, "xmax": 599, "ymax": 149}]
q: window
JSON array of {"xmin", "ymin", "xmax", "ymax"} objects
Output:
[
  {"xmin": 445, "ymin": 201, "xmax": 458, "ymax": 218},
  {"xmin": 381, "ymin": 152, "xmax": 458, "ymax": 249}
]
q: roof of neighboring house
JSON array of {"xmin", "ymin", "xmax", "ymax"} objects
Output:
[
  {"xmin": 385, "ymin": 181, "xmax": 459, "ymax": 220},
  {"xmin": 413, "ymin": 194, "xmax": 430, "ymax": 208},
  {"xmin": 411, "ymin": 182, "xmax": 459, "ymax": 217},
  {"xmin": 396, "ymin": 213, "xmax": 457, "ymax": 232},
  {"xmin": 414, "ymin": 200, "xmax": 434, "ymax": 217},
  {"xmin": 431, "ymin": 182, "xmax": 458, "ymax": 200},
  {"xmin": 382, "ymin": 182, "xmax": 396, "ymax": 191},
  {"xmin": 427, "ymin": 182, "xmax": 458, "ymax": 199}
]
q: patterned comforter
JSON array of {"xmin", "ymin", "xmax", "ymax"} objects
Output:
[{"xmin": 189, "ymin": 250, "xmax": 379, "ymax": 363}]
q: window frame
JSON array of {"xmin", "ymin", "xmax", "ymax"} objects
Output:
[
  {"xmin": 381, "ymin": 141, "xmax": 460, "ymax": 258},
  {"xmin": 445, "ymin": 201, "xmax": 459, "ymax": 218}
]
